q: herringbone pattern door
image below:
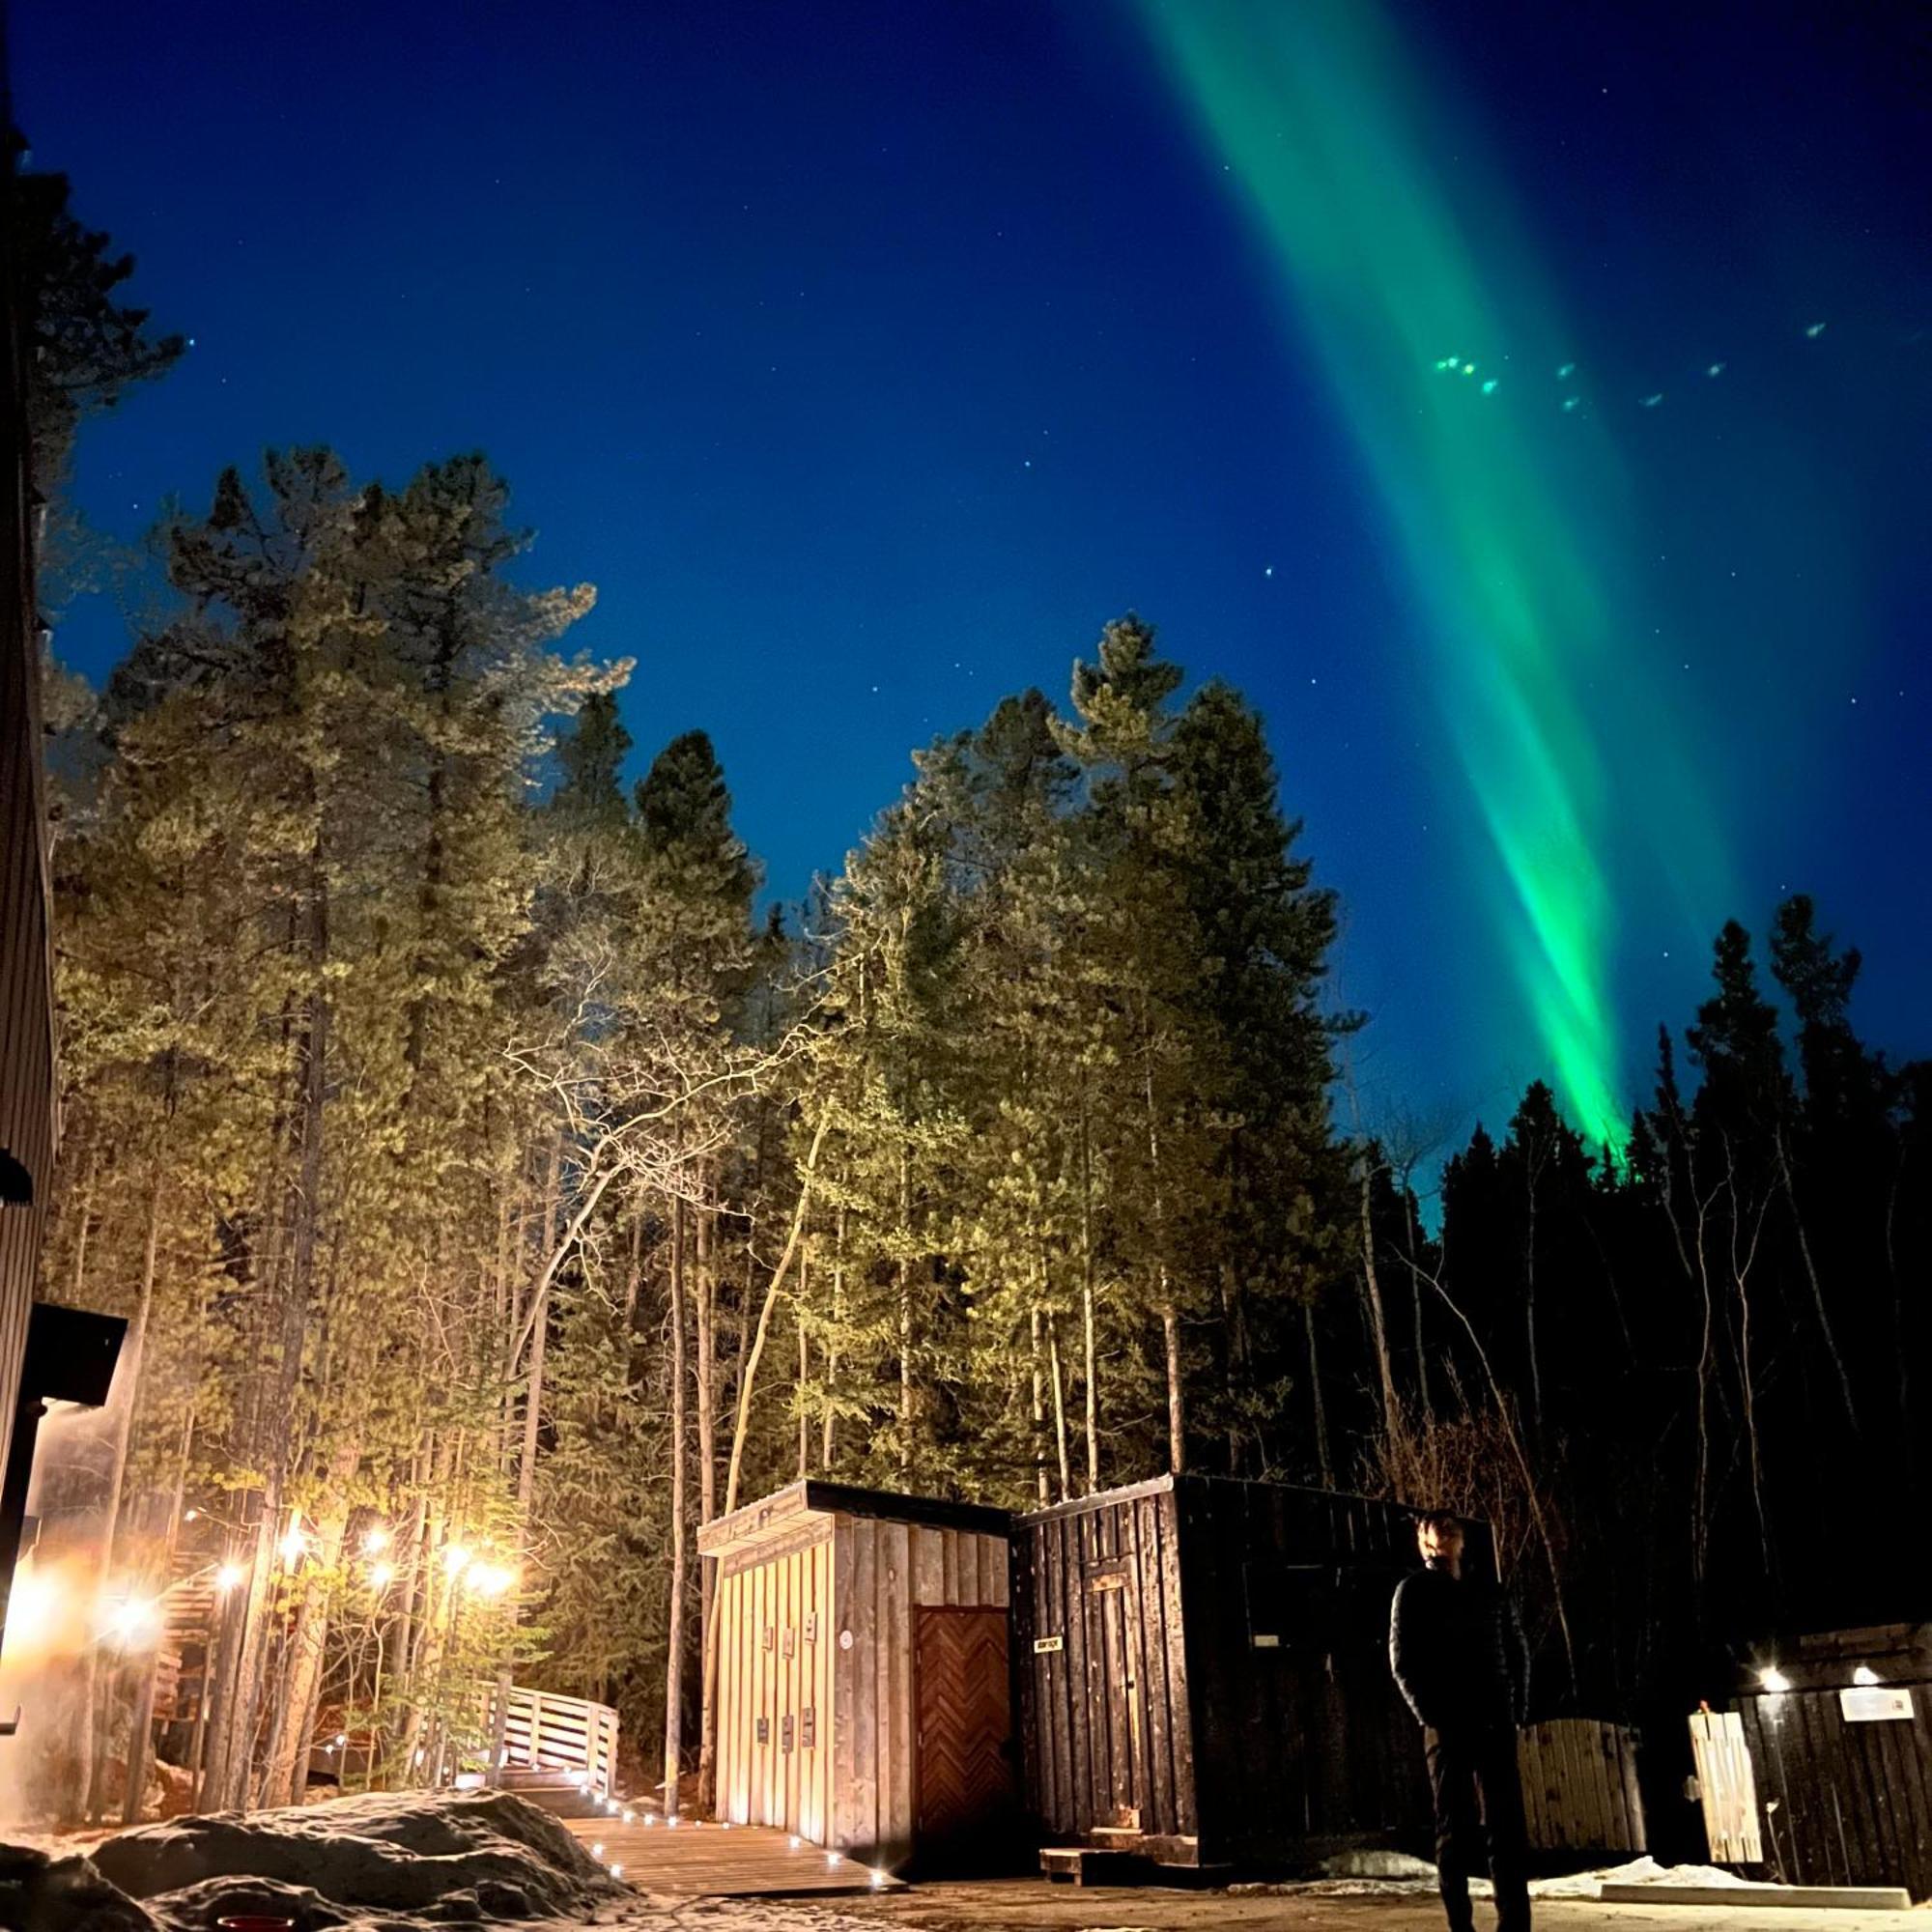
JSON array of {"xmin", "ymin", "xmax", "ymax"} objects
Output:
[{"xmin": 915, "ymin": 1606, "xmax": 1015, "ymax": 1867}]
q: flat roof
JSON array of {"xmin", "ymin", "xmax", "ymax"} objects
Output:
[{"xmin": 696, "ymin": 1479, "xmax": 1013, "ymax": 1559}]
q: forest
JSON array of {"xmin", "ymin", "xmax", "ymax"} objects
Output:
[{"xmin": 11, "ymin": 156, "xmax": 1929, "ymax": 1829}]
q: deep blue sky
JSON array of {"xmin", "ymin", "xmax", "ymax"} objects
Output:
[{"xmin": 14, "ymin": 0, "xmax": 1929, "ymax": 1155}]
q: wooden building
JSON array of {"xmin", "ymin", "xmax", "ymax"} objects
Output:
[
  {"xmin": 1731, "ymin": 1625, "xmax": 1932, "ymax": 1901},
  {"xmin": 697, "ymin": 1481, "xmax": 1015, "ymax": 1872},
  {"xmin": 1012, "ymin": 1475, "xmax": 1441, "ymax": 1870},
  {"xmin": 0, "ymin": 43, "xmax": 60, "ymax": 1673},
  {"xmin": 0, "ymin": 63, "xmax": 128, "ymax": 1711}
]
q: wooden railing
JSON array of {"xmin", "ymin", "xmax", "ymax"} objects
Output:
[
  {"xmin": 1517, "ymin": 1719, "xmax": 1647, "ymax": 1853},
  {"xmin": 485, "ymin": 1684, "xmax": 619, "ymax": 1792}
]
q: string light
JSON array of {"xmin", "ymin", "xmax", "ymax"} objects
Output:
[
  {"xmin": 100, "ymin": 1595, "xmax": 162, "ymax": 1647},
  {"xmin": 215, "ymin": 1561, "xmax": 245, "ymax": 1591},
  {"xmin": 360, "ymin": 1525, "xmax": 390, "ymax": 1555},
  {"xmin": 369, "ymin": 1561, "xmax": 395, "ymax": 1589},
  {"xmin": 278, "ymin": 1523, "xmax": 307, "ymax": 1566},
  {"xmin": 442, "ymin": 1544, "xmax": 472, "ymax": 1579}
]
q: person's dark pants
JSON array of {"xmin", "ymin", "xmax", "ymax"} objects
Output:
[{"xmin": 1424, "ymin": 1723, "xmax": 1531, "ymax": 1932}]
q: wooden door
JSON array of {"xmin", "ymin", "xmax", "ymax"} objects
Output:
[
  {"xmin": 1087, "ymin": 1566, "xmax": 1146, "ymax": 1830},
  {"xmin": 914, "ymin": 1606, "xmax": 1016, "ymax": 1868}
]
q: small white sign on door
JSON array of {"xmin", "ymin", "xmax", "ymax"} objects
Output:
[{"xmin": 1839, "ymin": 1686, "xmax": 1914, "ymax": 1722}]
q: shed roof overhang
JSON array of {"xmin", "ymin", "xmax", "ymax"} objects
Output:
[{"xmin": 696, "ymin": 1478, "xmax": 1011, "ymax": 1561}]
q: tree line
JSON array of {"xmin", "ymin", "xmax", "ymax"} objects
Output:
[{"xmin": 12, "ymin": 158, "xmax": 1926, "ymax": 1825}]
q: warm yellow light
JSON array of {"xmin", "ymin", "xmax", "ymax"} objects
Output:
[
  {"xmin": 468, "ymin": 1563, "xmax": 515, "ymax": 1599},
  {"xmin": 1853, "ymin": 1664, "xmax": 1881, "ymax": 1688},
  {"xmin": 1761, "ymin": 1666, "xmax": 1791, "ymax": 1693},
  {"xmin": 369, "ymin": 1561, "xmax": 395, "ymax": 1589},
  {"xmin": 442, "ymin": 1544, "xmax": 471, "ymax": 1578},
  {"xmin": 101, "ymin": 1595, "xmax": 162, "ymax": 1647},
  {"xmin": 3, "ymin": 1566, "xmax": 60, "ymax": 1646},
  {"xmin": 215, "ymin": 1561, "xmax": 245, "ymax": 1592},
  {"xmin": 279, "ymin": 1524, "xmax": 307, "ymax": 1566},
  {"xmin": 183, "ymin": 1508, "xmax": 199, "ymax": 1522},
  {"xmin": 360, "ymin": 1525, "xmax": 390, "ymax": 1555},
  {"xmin": 610, "ymin": 1863, "xmax": 624, "ymax": 1879}
]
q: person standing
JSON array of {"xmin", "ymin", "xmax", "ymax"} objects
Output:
[{"xmin": 1389, "ymin": 1511, "xmax": 1532, "ymax": 1932}]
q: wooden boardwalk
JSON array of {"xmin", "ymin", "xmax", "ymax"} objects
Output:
[{"xmin": 565, "ymin": 1816, "xmax": 904, "ymax": 1896}]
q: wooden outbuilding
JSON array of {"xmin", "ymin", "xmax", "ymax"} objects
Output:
[
  {"xmin": 1729, "ymin": 1624, "xmax": 1932, "ymax": 1901},
  {"xmin": 697, "ymin": 1481, "xmax": 1016, "ymax": 1872},
  {"xmin": 1012, "ymin": 1475, "xmax": 1446, "ymax": 1870}
]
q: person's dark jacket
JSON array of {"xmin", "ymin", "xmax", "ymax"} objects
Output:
[{"xmin": 1389, "ymin": 1562, "xmax": 1529, "ymax": 1732}]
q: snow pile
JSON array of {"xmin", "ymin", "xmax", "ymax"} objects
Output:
[
  {"xmin": 1531, "ymin": 1855, "xmax": 1755, "ymax": 1898},
  {"xmin": 5, "ymin": 1788, "xmax": 625, "ymax": 1930},
  {"xmin": 1233, "ymin": 1851, "xmax": 1762, "ymax": 1902}
]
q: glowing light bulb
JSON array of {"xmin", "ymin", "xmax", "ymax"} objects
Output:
[
  {"xmin": 826, "ymin": 1851, "xmax": 841, "ymax": 1867},
  {"xmin": 1853, "ymin": 1665, "xmax": 1880, "ymax": 1687},
  {"xmin": 469, "ymin": 1563, "xmax": 514, "ymax": 1599},
  {"xmin": 621, "ymin": 1809, "xmax": 635, "ymax": 1824},
  {"xmin": 667, "ymin": 1815, "xmax": 680, "ymax": 1829},
  {"xmin": 215, "ymin": 1561, "xmax": 245, "ymax": 1592},
  {"xmin": 278, "ymin": 1525, "xmax": 307, "ymax": 1565},
  {"xmin": 788, "ymin": 1835, "xmax": 801, "ymax": 1850},
  {"xmin": 1761, "ymin": 1667, "xmax": 1791, "ymax": 1693},
  {"xmin": 369, "ymin": 1561, "xmax": 395, "ymax": 1589},
  {"xmin": 101, "ymin": 1595, "xmax": 161, "ymax": 1647},
  {"xmin": 870, "ymin": 1871, "xmax": 887, "ymax": 1889},
  {"xmin": 183, "ymin": 1507, "xmax": 199, "ymax": 1522},
  {"xmin": 611, "ymin": 1862, "xmax": 623, "ymax": 1879},
  {"xmin": 442, "ymin": 1544, "xmax": 472, "ymax": 1578},
  {"xmin": 643, "ymin": 1814, "xmax": 657, "ymax": 1828},
  {"xmin": 361, "ymin": 1525, "xmax": 390, "ymax": 1555},
  {"xmin": 591, "ymin": 1841, "xmax": 604, "ymax": 1857}
]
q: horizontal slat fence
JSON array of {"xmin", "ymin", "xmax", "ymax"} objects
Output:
[
  {"xmin": 489, "ymin": 1685, "xmax": 619, "ymax": 1791},
  {"xmin": 1517, "ymin": 1719, "xmax": 1645, "ymax": 1853}
]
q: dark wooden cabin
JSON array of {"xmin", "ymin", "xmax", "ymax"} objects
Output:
[
  {"xmin": 1013, "ymin": 1474, "xmax": 1455, "ymax": 1870},
  {"xmin": 1732, "ymin": 1624, "xmax": 1932, "ymax": 1901}
]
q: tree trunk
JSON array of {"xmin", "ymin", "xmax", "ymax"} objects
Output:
[
  {"xmin": 1046, "ymin": 1311, "xmax": 1071, "ymax": 1501},
  {"xmin": 1078, "ymin": 1105, "xmax": 1099, "ymax": 1493},
  {"xmin": 263, "ymin": 1445, "xmax": 359, "ymax": 1806},
  {"xmin": 86, "ymin": 1161, "xmax": 165, "ymax": 1821},
  {"xmin": 1303, "ymin": 1299, "xmax": 1334, "ymax": 1489},
  {"xmin": 665, "ymin": 1198, "xmax": 688, "ymax": 1819}
]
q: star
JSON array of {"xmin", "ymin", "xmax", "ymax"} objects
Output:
[{"xmin": 1264, "ymin": 565, "xmax": 1274, "ymax": 579}]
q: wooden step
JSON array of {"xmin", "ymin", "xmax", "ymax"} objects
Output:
[{"xmin": 1040, "ymin": 1847, "xmax": 1146, "ymax": 1886}]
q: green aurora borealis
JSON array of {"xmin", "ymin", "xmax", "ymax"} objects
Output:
[{"xmin": 1137, "ymin": 0, "xmax": 1730, "ymax": 1146}]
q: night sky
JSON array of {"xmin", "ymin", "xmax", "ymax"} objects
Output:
[{"xmin": 14, "ymin": 0, "xmax": 1929, "ymax": 1151}]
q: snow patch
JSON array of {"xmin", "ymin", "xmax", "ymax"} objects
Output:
[{"xmin": 5, "ymin": 1788, "xmax": 623, "ymax": 1930}]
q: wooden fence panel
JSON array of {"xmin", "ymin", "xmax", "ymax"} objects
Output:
[
  {"xmin": 1690, "ymin": 1709, "xmax": 1763, "ymax": 1862},
  {"xmin": 1517, "ymin": 1720, "xmax": 1646, "ymax": 1853}
]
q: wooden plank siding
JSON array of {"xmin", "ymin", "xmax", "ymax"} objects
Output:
[
  {"xmin": 0, "ymin": 130, "xmax": 60, "ymax": 1661},
  {"xmin": 1013, "ymin": 1475, "xmax": 1433, "ymax": 1868},
  {"xmin": 707, "ymin": 1485, "xmax": 1009, "ymax": 1869},
  {"xmin": 1517, "ymin": 1719, "xmax": 1646, "ymax": 1853},
  {"xmin": 1738, "ymin": 1686, "xmax": 1932, "ymax": 1900}
]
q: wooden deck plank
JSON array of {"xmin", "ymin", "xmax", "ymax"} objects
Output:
[{"xmin": 564, "ymin": 1817, "xmax": 903, "ymax": 1895}]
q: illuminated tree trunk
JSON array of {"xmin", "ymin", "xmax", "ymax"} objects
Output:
[{"xmin": 664, "ymin": 1200, "xmax": 688, "ymax": 1818}]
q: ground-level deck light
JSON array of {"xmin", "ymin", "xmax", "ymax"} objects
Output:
[
  {"xmin": 1760, "ymin": 1666, "xmax": 1791, "ymax": 1693},
  {"xmin": 1853, "ymin": 1664, "xmax": 1881, "ymax": 1686}
]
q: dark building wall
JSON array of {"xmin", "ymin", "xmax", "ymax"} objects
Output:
[
  {"xmin": 1014, "ymin": 1475, "xmax": 1445, "ymax": 1866},
  {"xmin": 0, "ymin": 75, "xmax": 62, "ymax": 1622}
]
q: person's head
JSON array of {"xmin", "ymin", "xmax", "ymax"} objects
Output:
[{"xmin": 1416, "ymin": 1511, "xmax": 1465, "ymax": 1571}]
